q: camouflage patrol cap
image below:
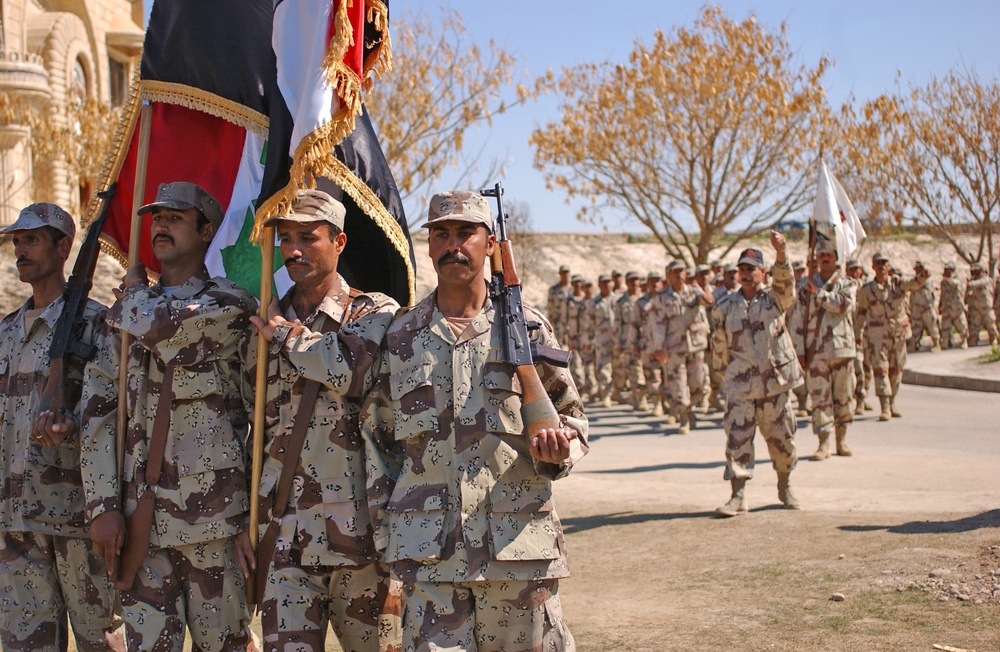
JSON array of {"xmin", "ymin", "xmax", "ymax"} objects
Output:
[
  {"xmin": 970, "ymin": 261, "xmax": 983, "ymax": 272},
  {"xmin": 792, "ymin": 260, "xmax": 806, "ymax": 271},
  {"xmin": 814, "ymin": 233, "xmax": 837, "ymax": 256},
  {"xmin": 423, "ymin": 190, "xmax": 492, "ymax": 232},
  {"xmin": 914, "ymin": 259, "xmax": 925, "ymax": 269},
  {"xmin": 846, "ymin": 258, "xmax": 861, "ymax": 269},
  {"xmin": 944, "ymin": 261, "xmax": 956, "ymax": 271},
  {"xmin": 737, "ymin": 247, "xmax": 765, "ymax": 268},
  {"xmin": 872, "ymin": 251, "xmax": 889, "ymax": 263},
  {"xmin": 582, "ymin": 277, "xmax": 593, "ymax": 286},
  {"xmin": 611, "ymin": 269, "xmax": 622, "ymax": 277},
  {"xmin": 723, "ymin": 263, "xmax": 737, "ymax": 273},
  {"xmin": 559, "ymin": 264, "xmax": 570, "ymax": 273},
  {"xmin": 625, "ymin": 270, "xmax": 640, "ymax": 281},
  {"xmin": 598, "ymin": 274, "xmax": 612, "ymax": 283},
  {"xmin": 666, "ymin": 260, "xmax": 686, "ymax": 272},
  {"xmin": 138, "ymin": 181, "xmax": 224, "ymax": 228},
  {"xmin": 647, "ymin": 270, "xmax": 663, "ymax": 280},
  {"xmin": 570, "ymin": 273, "xmax": 583, "ymax": 283},
  {"xmin": 694, "ymin": 264, "xmax": 710, "ymax": 275},
  {"xmin": 1, "ymin": 203, "xmax": 75, "ymax": 239},
  {"xmin": 262, "ymin": 188, "xmax": 346, "ymax": 230}
]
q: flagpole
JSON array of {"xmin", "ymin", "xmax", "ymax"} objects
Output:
[
  {"xmin": 116, "ymin": 103, "xmax": 152, "ymax": 529},
  {"xmin": 249, "ymin": 227, "xmax": 274, "ymax": 564}
]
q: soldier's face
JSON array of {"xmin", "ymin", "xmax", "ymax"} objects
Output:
[
  {"xmin": 150, "ymin": 207, "xmax": 213, "ymax": 266},
  {"xmin": 599, "ymin": 280, "xmax": 613, "ymax": 296},
  {"xmin": 738, "ymin": 263, "xmax": 764, "ymax": 291},
  {"xmin": 559, "ymin": 270, "xmax": 570, "ymax": 283},
  {"xmin": 847, "ymin": 266, "xmax": 863, "ymax": 280},
  {"xmin": 428, "ymin": 221, "xmax": 495, "ymax": 287},
  {"xmin": 277, "ymin": 220, "xmax": 346, "ymax": 288},
  {"xmin": 724, "ymin": 270, "xmax": 737, "ymax": 288},
  {"xmin": 816, "ymin": 252, "xmax": 838, "ymax": 278},
  {"xmin": 627, "ymin": 278, "xmax": 641, "ymax": 293},
  {"xmin": 943, "ymin": 268, "xmax": 953, "ymax": 278},
  {"xmin": 667, "ymin": 269, "xmax": 685, "ymax": 290},
  {"xmin": 10, "ymin": 227, "xmax": 69, "ymax": 285},
  {"xmin": 872, "ymin": 260, "xmax": 888, "ymax": 281}
]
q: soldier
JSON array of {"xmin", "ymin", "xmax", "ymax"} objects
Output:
[
  {"xmin": 80, "ymin": 182, "xmax": 255, "ymax": 651},
  {"xmin": 789, "ymin": 260, "xmax": 811, "ymax": 418},
  {"xmin": 651, "ymin": 260, "xmax": 713, "ymax": 433},
  {"xmin": 791, "ymin": 235, "xmax": 857, "ymax": 460},
  {"xmin": 938, "ymin": 262, "xmax": 968, "ymax": 349},
  {"xmin": 638, "ymin": 271, "xmax": 665, "ymax": 416},
  {"xmin": 965, "ymin": 262, "xmax": 998, "ymax": 347},
  {"xmin": 588, "ymin": 274, "xmax": 617, "ymax": 407},
  {"xmin": 611, "ymin": 269, "xmax": 624, "ymax": 295},
  {"xmin": 241, "ymin": 190, "xmax": 401, "ymax": 651},
  {"xmin": 710, "ymin": 233, "xmax": 803, "ymax": 517},
  {"xmin": 546, "ymin": 264, "xmax": 572, "ymax": 345},
  {"xmin": 707, "ymin": 264, "xmax": 739, "ymax": 411},
  {"xmin": 579, "ymin": 278, "xmax": 598, "ymax": 399},
  {"xmin": 846, "ymin": 259, "xmax": 872, "ymax": 415},
  {"xmin": 0, "ymin": 204, "xmax": 123, "ymax": 651},
  {"xmin": 362, "ymin": 190, "xmax": 587, "ymax": 651},
  {"xmin": 907, "ymin": 261, "xmax": 940, "ymax": 352},
  {"xmin": 563, "ymin": 274, "xmax": 586, "ymax": 397},
  {"xmin": 856, "ymin": 251, "xmax": 922, "ymax": 421},
  {"xmin": 614, "ymin": 271, "xmax": 645, "ymax": 409}
]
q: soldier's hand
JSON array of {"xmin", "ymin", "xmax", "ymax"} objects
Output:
[
  {"xmin": 250, "ymin": 299, "xmax": 286, "ymax": 342},
  {"xmin": 90, "ymin": 510, "xmax": 125, "ymax": 581},
  {"xmin": 771, "ymin": 230, "xmax": 786, "ymax": 252},
  {"xmin": 530, "ymin": 427, "xmax": 576, "ymax": 464},
  {"xmin": 804, "ymin": 278, "xmax": 817, "ymax": 295},
  {"xmin": 235, "ymin": 530, "xmax": 255, "ymax": 579},
  {"xmin": 122, "ymin": 263, "xmax": 149, "ymax": 290},
  {"xmin": 31, "ymin": 410, "xmax": 75, "ymax": 447}
]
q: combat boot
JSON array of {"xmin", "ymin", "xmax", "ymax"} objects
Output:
[
  {"xmin": 663, "ymin": 412, "xmax": 677, "ymax": 425},
  {"xmin": 635, "ymin": 391, "xmax": 649, "ymax": 412},
  {"xmin": 600, "ymin": 394, "xmax": 613, "ymax": 408},
  {"xmin": 835, "ymin": 424, "xmax": 853, "ymax": 456},
  {"xmin": 863, "ymin": 399, "xmax": 872, "ymax": 411},
  {"xmin": 854, "ymin": 399, "xmax": 864, "ymax": 416},
  {"xmin": 651, "ymin": 399, "xmax": 664, "ymax": 417},
  {"xmin": 777, "ymin": 472, "xmax": 800, "ymax": 510},
  {"xmin": 811, "ymin": 433, "xmax": 831, "ymax": 461},
  {"xmin": 715, "ymin": 479, "xmax": 748, "ymax": 517},
  {"xmin": 931, "ymin": 339, "xmax": 941, "ymax": 352},
  {"xmin": 890, "ymin": 396, "xmax": 902, "ymax": 418},
  {"xmin": 677, "ymin": 409, "xmax": 691, "ymax": 434},
  {"xmin": 878, "ymin": 396, "xmax": 891, "ymax": 421}
]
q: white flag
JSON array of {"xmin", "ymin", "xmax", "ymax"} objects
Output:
[{"xmin": 813, "ymin": 159, "xmax": 867, "ymax": 262}]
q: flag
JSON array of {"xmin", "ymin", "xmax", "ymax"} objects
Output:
[
  {"xmin": 813, "ymin": 158, "xmax": 867, "ymax": 263},
  {"xmin": 85, "ymin": 0, "xmax": 414, "ymax": 305}
]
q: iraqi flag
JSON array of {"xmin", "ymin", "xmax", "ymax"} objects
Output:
[
  {"xmin": 85, "ymin": 0, "xmax": 414, "ymax": 305},
  {"xmin": 813, "ymin": 158, "xmax": 867, "ymax": 263}
]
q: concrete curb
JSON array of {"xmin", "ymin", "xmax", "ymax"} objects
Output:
[{"xmin": 902, "ymin": 368, "xmax": 1000, "ymax": 393}]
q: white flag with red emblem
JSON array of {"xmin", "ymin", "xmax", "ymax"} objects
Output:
[{"xmin": 813, "ymin": 159, "xmax": 866, "ymax": 262}]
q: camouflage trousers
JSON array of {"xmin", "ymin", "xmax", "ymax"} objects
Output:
[
  {"xmin": 581, "ymin": 349, "xmax": 598, "ymax": 400},
  {"xmin": 967, "ymin": 305, "xmax": 998, "ymax": 345},
  {"xmin": 611, "ymin": 351, "xmax": 632, "ymax": 397},
  {"xmin": 806, "ymin": 357, "xmax": 856, "ymax": 437},
  {"xmin": 723, "ymin": 391, "xmax": 798, "ymax": 481},
  {"xmin": 640, "ymin": 354, "xmax": 661, "ymax": 403},
  {"xmin": 662, "ymin": 350, "xmax": 706, "ymax": 413},
  {"xmin": 0, "ymin": 530, "xmax": 121, "ymax": 652},
  {"xmin": 401, "ymin": 578, "xmax": 574, "ymax": 652},
  {"xmin": 618, "ymin": 351, "xmax": 645, "ymax": 398},
  {"xmin": 908, "ymin": 306, "xmax": 940, "ymax": 349},
  {"xmin": 262, "ymin": 550, "xmax": 401, "ymax": 652},
  {"xmin": 792, "ymin": 382, "xmax": 810, "ymax": 412},
  {"xmin": 867, "ymin": 335, "xmax": 906, "ymax": 398},
  {"xmin": 593, "ymin": 347, "xmax": 614, "ymax": 401},
  {"xmin": 853, "ymin": 348, "xmax": 871, "ymax": 403},
  {"xmin": 122, "ymin": 537, "xmax": 251, "ymax": 652},
  {"xmin": 940, "ymin": 309, "xmax": 968, "ymax": 347}
]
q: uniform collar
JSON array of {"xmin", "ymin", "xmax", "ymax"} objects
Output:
[{"xmin": 153, "ymin": 267, "xmax": 211, "ymax": 300}]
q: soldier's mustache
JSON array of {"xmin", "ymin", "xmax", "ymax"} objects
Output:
[
  {"xmin": 438, "ymin": 252, "xmax": 470, "ymax": 266},
  {"xmin": 284, "ymin": 256, "xmax": 310, "ymax": 267},
  {"xmin": 152, "ymin": 234, "xmax": 173, "ymax": 246}
]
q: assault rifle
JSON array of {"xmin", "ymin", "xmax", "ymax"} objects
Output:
[{"xmin": 34, "ymin": 183, "xmax": 117, "ymax": 422}]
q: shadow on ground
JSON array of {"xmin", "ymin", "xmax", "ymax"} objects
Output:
[
  {"xmin": 562, "ymin": 510, "xmax": 716, "ymax": 534},
  {"xmin": 583, "ymin": 461, "xmax": 726, "ymax": 474},
  {"xmin": 838, "ymin": 508, "xmax": 1000, "ymax": 535}
]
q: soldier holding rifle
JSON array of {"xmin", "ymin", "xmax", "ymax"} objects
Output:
[{"xmin": 362, "ymin": 189, "xmax": 587, "ymax": 651}]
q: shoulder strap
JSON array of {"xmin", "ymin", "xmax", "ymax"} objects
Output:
[{"xmin": 269, "ymin": 379, "xmax": 321, "ymax": 520}]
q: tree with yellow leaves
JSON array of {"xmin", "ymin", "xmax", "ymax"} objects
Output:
[
  {"xmin": 531, "ymin": 6, "xmax": 830, "ymax": 264},
  {"xmin": 366, "ymin": 8, "xmax": 535, "ymax": 224},
  {"xmin": 841, "ymin": 69, "xmax": 1000, "ymax": 270}
]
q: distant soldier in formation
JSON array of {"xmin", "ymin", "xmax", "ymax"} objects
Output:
[
  {"xmin": 547, "ymin": 264, "xmax": 572, "ymax": 345},
  {"xmin": 964, "ymin": 262, "xmax": 998, "ymax": 347},
  {"xmin": 614, "ymin": 271, "xmax": 645, "ymax": 410},
  {"xmin": 907, "ymin": 260, "xmax": 940, "ymax": 352},
  {"xmin": 709, "ymin": 264, "xmax": 739, "ymax": 410},
  {"xmin": 611, "ymin": 269, "xmax": 624, "ymax": 295},
  {"xmin": 580, "ymin": 278, "xmax": 598, "ymax": 397},
  {"xmin": 651, "ymin": 260, "xmax": 713, "ymax": 433},
  {"xmin": 564, "ymin": 274, "xmax": 589, "ymax": 399},
  {"xmin": 846, "ymin": 259, "xmax": 872, "ymax": 415},
  {"xmin": 938, "ymin": 262, "xmax": 968, "ymax": 349},
  {"xmin": 637, "ymin": 272, "xmax": 665, "ymax": 416},
  {"xmin": 711, "ymin": 233, "xmax": 803, "ymax": 517},
  {"xmin": 791, "ymin": 234, "xmax": 857, "ymax": 460},
  {"xmin": 588, "ymin": 274, "xmax": 618, "ymax": 407}
]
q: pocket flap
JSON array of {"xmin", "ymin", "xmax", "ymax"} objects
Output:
[
  {"xmin": 175, "ymin": 439, "xmax": 244, "ymax": 477},
  {"xmin": 389, "ymin": 358, "xmax": 434, "ymax": 400},
  {"xmin": 170, "ymin": 365, "xmax": 221, "ymax": 400},
  {"xmin": 387, "ymin": 484, "xmax": 446, "ymax": 514}
]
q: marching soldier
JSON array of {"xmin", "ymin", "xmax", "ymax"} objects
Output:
[
  {"xmin": 614, "ymin": 271, "xmax": 646, "ymax": 410},
  {"xmin": 938, "ymin": 262, "xmax": 968, "ymax": 349},
  {"xmin": 80, "ymin": 182, "xmax": 256, "ymax": 651},
  {"xmin": 907, "ymin": 261, "xmax": 940, "ymax": 352},
  {"xmin": 789, "ymin": 260, "xmax": 811, "ymax": 417},
  {"xmin": 846, "ymin": 259, "xmax": 872, "ymax": 415},
  {"xmin": 637, "ymin": 272, "xmax": 665, "ymax": 416},
  {"xmin": 564, "ymin": 275, "xmax": 588, "ymax": 399},
  {"xmin": 546, "ymin": 264, "xmax": 572, "ymax": 345},
  {"xmin": 0, "ymin": 204, "xmax": 123, "ymax": 651},
  {"xmin": 241, "ymin": 190, "xmax": 402, "ymax": 651},
  {"xmin": 711, "ymin": 233, "xmax": 803, "ymax": 517},
  {"xmin": 965, "ymin": 262, "xmax": 998, "ymax": 347},
  {"xmin": 588, "ymin": 274, "xmax": 618, "ymax": 407},
  {"xmin": 580, "ymin": 278, "xmax": 598, "ymax": 399}
]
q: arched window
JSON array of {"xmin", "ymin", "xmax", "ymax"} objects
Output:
[{"xmin": 71, "ymin": 57, "xmax": 87, "ymax": 104}]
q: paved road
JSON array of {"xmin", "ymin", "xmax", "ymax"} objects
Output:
[{"xmin": 556, "ymin": 383, "xmax": 1000, "ymax": 519}]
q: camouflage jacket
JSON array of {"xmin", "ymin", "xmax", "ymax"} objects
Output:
[
  {"xmin": 710, "ymin": 262, "xmax": 802, "ymax": 400},
  {"xmin": 790, "ymin": 269, "xmax": 856, "ymax": 361},
  {"xmin": 362, "ymin": 291, "xmax": 589, "ymax": 583},
  {"xmin": 0, "ymin": 296, "xmax": 106, "ymax": 536},
  {"xmin": 586, "ymin": 293, "xmax": 617, "ymax": 351},
  {"xmin": 938, "ymin": 276, "xmax": 966, "ymax": 318},
  {"xmin": 80, "ymin": 270, "xmax": 255, "ymax": 549},
  {"xmin": 546, "ymin": 283, "xmax": 571, "ymax": 342},
  {"xmin": 965, "ymin": 276, "xmax": 994, "ymax": 313},
  {"xmin": 856, "ymin": 276, "xmax": 922, "ymax": 347},
  {"xmin": 650, "ymin": 284, "xmax": 711, "ymax": 354},
  {"xmin": 614, "ymin": 292, "xmax": 642, "ymax": 351},
  {"xmin": 240, "ymin": 279, "xmax": 397, "ymax": 567},
  {"xmin": 564, "ymin": 293, "xmax": 588, "ymax": 349},
  {"xmin": 636, "ymin": 293, "xmax": 658, "ymax": 356},
  {"xmin": 908, "ymin": 276, "xmax": 936, "ymax": 312}
]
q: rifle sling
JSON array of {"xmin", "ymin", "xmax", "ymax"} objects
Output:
[
  {"xmin": 118, "ymin": 363, "xmax": 175, "ymax": 590},
  {"xmin": 253, "ymin": 378, "xmax": 321, "ymax": 607}
]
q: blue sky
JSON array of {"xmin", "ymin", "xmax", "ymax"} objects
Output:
[{"xmin": 144, "ymin": 1, "xmax": 1000, "ymax": 232}]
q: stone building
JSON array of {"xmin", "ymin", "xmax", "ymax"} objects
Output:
[{"xmin": 0, "ymin": 0, "xmax": 143, "ymax": 226}]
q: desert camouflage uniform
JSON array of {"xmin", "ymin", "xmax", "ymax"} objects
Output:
[
  {"xmin": 709, "ymin": 284, "xmax": 735, "ymax": 408},
  {"xmin": 587, "ymin": 292, "xmax": 617, "ymax": 404},
  {"xmin": 546, "ymin": 282, "xmax": 572, "ymax": 346},
  {"xmin": 965, "ymin": 275, "xmax": 998, "ymax": 346},
  {"xmin": 907, "ymin": 275, "xmax": 940, "ymax": 350},
  {"xmin": 856, "ymin": 275, "xmax": 922, "ymax": 400},
  {"xmin": 363, "ymin": 294, "xmax": 587, "ymax": 652},
  {"xmin": 791, "ymin": 270, "xmax": 856, "ymax": 440},
  {"xmin": 81, "ymin": 270, "xmax": 255, "ymax": 652},
  {"xmin": 710, "ymin": 262, "xmax": 802, "ymax": 480},
  {"xmin": 636, "ymin": 292, "xmax": 662, "ymax": 411},
  {"xmin": 614, "ymin": 291, "xmax": 645, "ymax": 407},
  {"xmin": 938, "ymin": 275, "xmax": 968, "ymax": 348},
  {"xmin": 564, "ymin": 293, "xmax": 590, "ymax": 398},
  {"xmin": 849, "ymin": 277, "xmax": 871, "ymax": 407},
  {"xmin": 240, "ymin": 278, "xmax": 401, "ymax": 652},
  {"xmin": 650, "ymin": 284, "xmax": 710, "ymax": 423},
  {"xmin": 0, "ymin": 297, "xmax": 120, "ymax": 652},
  {"xmin": 787, "ymin": 276, "xmax": 811, "ymax": 414}
]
